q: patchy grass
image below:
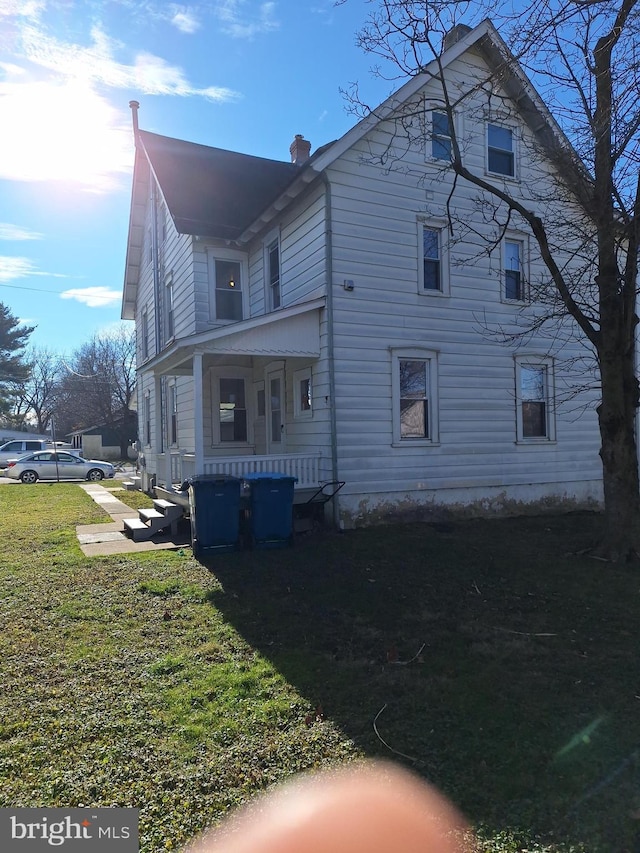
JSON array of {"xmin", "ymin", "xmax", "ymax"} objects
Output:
[{"xmin": 0, "ymin": 484, "xmax": 638, "ymax": 852}]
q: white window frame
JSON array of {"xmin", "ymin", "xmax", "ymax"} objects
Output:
[
  {"xmin": 168, "ymin": 382, "xmax": 178, "ymax": 446},
  {"xmin": 143, "ymin": 390, "xmax": 151, "ymax": 447},
  {"xmin": 293, "ymin": 367, "xmax": 313, "ymax": 419},
  {"xmin": 429, "ymin": 107, "xmax": 455, "ymax": 161},
  {"xmin": 165, "ymin": 271, "xmax": 174, "ymax": 340},
  {"xmin": 207, "ymin": 248, "xmax": 247, "ymax": 323},
  {"xmin": 141, "ymin": 308, "xmax": 149, "ymax": 361},
  {"xmin": 391, "ymin": 348, "xmax": 439, "ymax": 446},
  {"xmin": 486, "ymin": 122, "xmax": 517, "ymax": 179},
  {"xmin": 502, "ymin": 234, "xmax": 529, "ymax": 303},
  {"xmin": 210, "ymin": 367, "xmax": 254, "ymax": 447},
  {"xmin": 417, "ymin": 220, "xmax": 449, "ymax": 296},
  {"xmin": 264, "ymin": 228, "xmax": 281, "ymax": 311},
  {"xmin": 514, "ymin": 356, "xmax": 556, "ymax": 443},
  {"xmin": 254, "ymin": 380, "xmax": 265, "ymax": 419}
]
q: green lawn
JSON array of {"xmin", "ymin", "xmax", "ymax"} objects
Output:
[{"xmin": 0, "ymin": 483, "xmax": 638, "ymax": 852}]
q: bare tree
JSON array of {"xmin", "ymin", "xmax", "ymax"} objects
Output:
[
  {"xmin": 10, "ymin": 347, "xmax": 62, "ymax": 434},
  {"xmin": 343, "ymin": 1, "xmax": 640, "ymax": 560},
  {"xmin": 56, "ymin": 325, "xmax": 137, "ymax": 456}
]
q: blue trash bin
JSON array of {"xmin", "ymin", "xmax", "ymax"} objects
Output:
[
  {"xmin": 188, "ymin": 476, "xmax": 242, "ymax": 558},
  {"xmin": 243, "ymin": 472, "xmax": 297, "ymax": 549}
]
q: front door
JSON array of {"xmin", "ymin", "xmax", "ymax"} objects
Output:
[{"xmin": 266, "ymin": 366, "xmax": 285, "ymax": 454}]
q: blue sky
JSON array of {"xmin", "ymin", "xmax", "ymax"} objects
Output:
[{"xmin": 0, "ymin": 0, "xmax": 389, "ymax": 354}]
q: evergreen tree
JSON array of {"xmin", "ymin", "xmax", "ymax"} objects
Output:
[{"xmin": 0, "ymin": 303, "xmax": 34, "ymax": 416}]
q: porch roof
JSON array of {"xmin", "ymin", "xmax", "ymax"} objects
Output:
[{"xmin": 143, "ymin": 297, "xmax": 325, "ymax": 376}]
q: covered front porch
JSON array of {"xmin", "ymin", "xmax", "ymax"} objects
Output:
[{"xmin": 141, "ymin": 297, "xmax": 333, "ymax": 500}]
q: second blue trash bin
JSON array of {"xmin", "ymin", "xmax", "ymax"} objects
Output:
[
  {"xmin": 188, "ymin": 476, "xmax": 242, "ymax": 558},
  {"xmin": 243, "ymin": 472, "xmax": 297, "ymax": 549}
]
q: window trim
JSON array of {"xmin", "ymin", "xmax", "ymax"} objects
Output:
[
  {"xmin": 391, "ymin": 348, "xmax": 439, "ymax": 446},
  {"xmin": 141, "ymin": 307, "xmax": 149, "ymax": 361},
  {"xmin": 209, "ymin": 367, "xmax": 254, "ymax": 447},
  {"xmin": 264, "ymin": 228, "xmax": 281, "ymax": 311},
  {"xmin": 165, "ymin": 270, "xmax": 175, "ymax": 341},
  {"xmin": 168, "ymin": 382, "xmax": 178, "ymax": 446},
  {"xmin": 207, "ymin": 248, "xmax": 247, "ymax": 324},
  {"xmin": 514, "ymin": 356, "xmax": 556, "ymax": 443},
  {"xmin": 293, "ymin": 367, "xmax": 313, "ymax": 419},
  {"xmin": 417, "ymin": 219, "xmax": 449, "ymax": 296},
  {"xmin": 143, "ymin": 390, "xmax": 151, "ymax": 447},
  {"xmin": 502, "ymin": 234, "xmax": 529, "ymax": 303},
  {"xmin": 486, "ymin": 122, "xmax": 517, "ymax": 179},
  {"xmin": 429, "ymin": 107, "xmax": 454, "ymax": 161}
]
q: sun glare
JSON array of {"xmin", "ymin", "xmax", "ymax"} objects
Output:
[{"xmin": 0, "ymin": 79, "xmax": 132, "ymax": 192}]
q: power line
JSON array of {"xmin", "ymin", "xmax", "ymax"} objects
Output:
[{"xmin": 0, "ymin": 282, "xmax": 71, "ymax": 296}]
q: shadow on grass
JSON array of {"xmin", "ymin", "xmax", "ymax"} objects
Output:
[{"xmin": 201, "ymin": 512, "xmax": 640, "ymax": 852}]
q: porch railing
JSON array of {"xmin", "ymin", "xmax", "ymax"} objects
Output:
[
  {"xmin": 203, "ymin": 452, "xmax": 322, "ymax": 488},
  {"xmin": 166, "ymin": 450, "xmax": 322, "ymax": 489}
]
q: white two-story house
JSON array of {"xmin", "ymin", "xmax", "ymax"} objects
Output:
[{"xmin": 122, "ymin": 19, "xmax": 603, "ymax": 529}]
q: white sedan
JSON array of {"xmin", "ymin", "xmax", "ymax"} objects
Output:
[{"xmin": 6, "ymin": 451, "xmax": 116, "ymax": 483}]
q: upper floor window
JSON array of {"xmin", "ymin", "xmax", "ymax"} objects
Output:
[
  {"xmin": 392, "ymin": 349, "xmax": 439, "ymax": 445},
  {"xmin": 431, "ymin": 110, "xmax": 453, "ymax": 160},
  {"xmin": 418, "ymin": 222, "xmax": 448, "ymax": 295},
  {"xmin": 515, "ymin": 357, "xmax": 555, "ymax": 442},
  {"xmin": 504, "ymin": 239, "xmax": 525, "ymax": 301},
  {"xmin": 141, "ymin": 308, "xmax": 149, "ymax": 360},
  {"xmin": 208, "ymin": 250, "xmax": 246, "ymax": 322},
  {"xmin": 165, "ymin": 274, "xmax": 174, "ymax": 339},
  {"xmin": 487, "ymin": 124, "xmax": 515, "ymax": 177},
  {"xmin": 267, "ymin": 238, "xmax": 281, "ymax": 310}
]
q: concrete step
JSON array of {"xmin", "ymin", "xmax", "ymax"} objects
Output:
[
  {"xmin": 123, "ymin": 499, "xmax": 185, "ymax": 541},
  {"xmin": 123, "ymin": 517, "xmax": 154, "ymax": 542}
]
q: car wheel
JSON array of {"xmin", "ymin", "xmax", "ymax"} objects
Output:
[
  {"xmin": 20, "ymin": 470, "xmax": 38, "ymax": 484},
  {"xmin": 86, "ymin": 469, "xmax": 104, "ymax": 481}
]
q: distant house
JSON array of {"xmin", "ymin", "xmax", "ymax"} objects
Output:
[
  {"xmin": 69, "ymin": 418, "xmax": 137, "ymax": 462},
  {"xmin": 121, "ymin": 20, "xmax": 603, "ymax": 528}
]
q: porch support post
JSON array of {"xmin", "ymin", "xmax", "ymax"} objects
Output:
[{"xmin": 193, "ymin": 351, "xmax": 204, "ymax": 476}]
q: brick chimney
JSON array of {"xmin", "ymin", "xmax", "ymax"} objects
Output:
[{"xmin": 290, "ymin": 134, "xmax": 311, "ymax": 165}]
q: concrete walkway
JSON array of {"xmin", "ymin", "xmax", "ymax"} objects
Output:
[{"xmin": 76, "ymin": 483, "xmax": 190, "ymax": 557}]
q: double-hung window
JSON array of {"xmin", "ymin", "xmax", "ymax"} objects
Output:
[
  {"xmin": 141, "ymin": 308, "xmax": 149, "ymax": 360},
  {"xmin": 392, "ymin": 349, "xmax": 439, "ymax": 445},
  {"xmin": 515, "ymin": 357, "xmax": 555, "ymax": 441},
  {"xmin": 504, "ymin": 239, "xmax": 525, "ymax": 301},
  {"xmin": 211, "ymin": 369, "xmax": 254, "ymax": 446},
  {"xmin": 431, "ymin": 109, "xmax": 453, "ymax": 160},
  {"xmin": 165, "ymin": 273, "xmax": 174, "ymax": 339},
  {"xmin": 487, "ymin": 123, "xmax": 515, "ymax": 177},
  {"xmin": 293, "ymin": 367, "xmax": 312, "ymax": 419},
  {"xmin": 208, "ymin": 250, "xmax": 245, "ymax": 322},
  {"xmin": 169, "ymin": 383, "xmax": 178, "ymax": 445},
  {"xmin": 143, "ymin": 390, "xmax": 151, "ymax": 446},
  {"xmin": 418, "ymin": 222, "xmax": 448, "ymax": 295},
  {"xmin": 267, "ymin": 237, "xmax": 281, "ymax": 310}
]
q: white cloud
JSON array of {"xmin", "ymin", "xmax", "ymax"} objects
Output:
[
  {"xmin": 0, "ymin": 256, "xmax": 37, "ymax": 281},
  {"xmin": 170, "ymin": 5, "xmax": 201, "ymax": 34},
  {"xmin": 18, "ymin": 22, "xmax": 240, "ymax": 101},
  {"xmin": 60, "ymin": 287, "xmax": 121, "ymax": 307},
  {"xmin": 215, "ymin": 0, "xmax": 279, "ymax": 39},
  {"xmin": 0, "ymin": 0, "xmax": 44, "ymax": 19},
  {"xmin": 0, "ymin": 223, "xmax": 42, "ymax": 241}
]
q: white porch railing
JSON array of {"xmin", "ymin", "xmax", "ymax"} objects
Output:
[
  {"xmin": 167, "ymin": 450, "xmax": 322, "ymax": 489},
  {"xmin": 203, "ymin": 452, "xmax": 321, "ymax": 488}
]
